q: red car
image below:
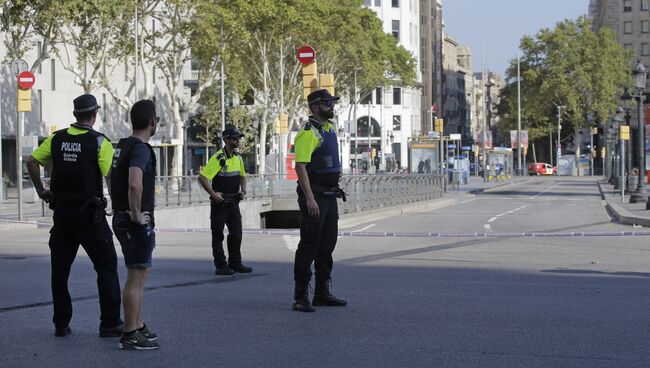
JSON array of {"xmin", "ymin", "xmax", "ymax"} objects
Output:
[{"xmin": 528, "ymin": 163, "xmax": 556, "ymax": 176}]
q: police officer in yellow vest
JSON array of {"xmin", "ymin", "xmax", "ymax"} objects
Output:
[
  {"xmin": 292, "ymin": 89, "xmax": 347, "ymax": 312},
  {"xmin": 198, "ymin": 126, "xmax": 252, "ymax": 275},
  {"xmin": 25, "ymin": 94, "xmax": 123, "ymax": 337}
]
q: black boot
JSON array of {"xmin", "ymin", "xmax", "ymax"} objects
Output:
[
  {"xmin": 292, "ymin": 281, "xmax": 315, "ymax": 312},
  {"xmin": 313, "ymin": 279, "xmax": 347, "ymax": 307}
]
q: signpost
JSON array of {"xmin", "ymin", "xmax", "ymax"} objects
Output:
[
  {"xmin": 16, "ymin": 68, "xmax": 35, "ymax": 221},
  {"xmin": 297, "ymin": 45, "xmax": 316, "ymax": 65}
]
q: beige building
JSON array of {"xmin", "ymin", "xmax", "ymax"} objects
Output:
[
  {"xmin": 442, "ymin": 33, "xmax": 474, "ymax": 146},
  {"xmin": 589, "ymin": 0, "xmax": 650, "ymax": 89}
]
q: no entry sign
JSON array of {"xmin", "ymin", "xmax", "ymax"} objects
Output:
[
  {"xmin": 297, "ymin": 45, "xmax": 316, "ymax": 65},
  {"xmin": 17, "ymin": 71, "xmax": 35, "ymax": 90}
]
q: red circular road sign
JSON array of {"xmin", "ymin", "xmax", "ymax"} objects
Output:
[
  {"xmin": 17, "ymin": 71, "xmax": 35, "ymax": 89},
  {"xmin": 297, "ymin": 45, "xmax": 316, "ymax": 65}
]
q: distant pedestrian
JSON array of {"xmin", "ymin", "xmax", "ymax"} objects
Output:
[
  {"xmin": 111, "ymin": 99, "xmax": 159, "ymax": 350},
  {"xmin": 198, "ymin": 126, "xmax": 252, "ymax": 275},
  {"xmin": 292, "ymin": 89, "xmax": 347, "ymax": 312},
  {"xmin": 25, "ymin": 94, "xmax": 123, "ymax": 337}
]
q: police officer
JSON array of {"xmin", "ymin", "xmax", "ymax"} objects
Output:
[
  {"xmin": 198, "ymin": 126, "xmax": 252, "ymax": 275},
  {"xmin": 292, "ymin": 89, "xmax": 347, "ymax": 312},
  {"xmin": 25, "ymin": 94, "xmax": 123, "ymax": 337}
]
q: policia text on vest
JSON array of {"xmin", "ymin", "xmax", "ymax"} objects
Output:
[{"xmin": 26, "ymin": 109, "xmax": 123, "ymax": 337}]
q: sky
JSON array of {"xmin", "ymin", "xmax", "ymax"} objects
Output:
[{"xmin": 443, "ymin": 0, "xmax": 591, "ymax": 77}]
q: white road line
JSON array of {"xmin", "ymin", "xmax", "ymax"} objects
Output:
[
  {"xmin": 282, "ymin": 235, "xmax": 299, "ymax": 252},
  {"xmin": 529, "ymin": 184, "xmax": 559, "ymax": 199},
  {"xmin": 352, "ymin": 224, "xmax": 376, "ymax": 232},
  {"xmin": 487, "ymin": 217, "xmax": 498, "ymax": 223},
  {"xmin": 483, "ymin": 224, "xmax": 492, "ymax": 231}
]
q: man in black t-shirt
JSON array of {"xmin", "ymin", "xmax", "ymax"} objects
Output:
[{"xmin": 111, "ymin": 100, "xmax": 159, "ymax": 350}]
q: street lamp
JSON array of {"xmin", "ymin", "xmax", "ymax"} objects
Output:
[
  {"xmin": 630, "ymin": 60, "xmax": 647, "ymax": 203},
  {"xmin": 483, "ymin": 77, "xmax": 494, "ymax": 181},
  {"xmin": 252, "ymin": 115, "xmax": 260, "ymax": 174},
  {"xmin": 612, "ymin": 107, "xmax": 624, "ymax": 189},
  {"xmin": 620, "ymin": 88, "xmax": 633, "ymax": 190}
]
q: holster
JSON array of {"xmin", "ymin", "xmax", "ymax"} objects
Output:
[
  {"xmin": 310, "ymin": 185, "xmax": 347, "ymax": 202},
  {"xmin": 78, "ymin": 196, "xmax": 107, "ymax": 224},
  {"xmin": 215, "ymin": 192, "xmax": 244, "ymax": 206}
]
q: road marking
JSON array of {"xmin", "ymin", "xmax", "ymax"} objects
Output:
[
  {"xmin": 483, "ymin": 224, "xmax": 492, "ymax": 231},
  {"xmin": 529, "ymin": 184, "xmax": 559, "ymax": 199},
  {"xmin": 352, "ymin": 224, "xmax": 376, "ymax": 232},
  {"xmin": 282, "ymin": 235, "xmax": 299, "ymax": 252},
  {"xmin": 487, "ymin": 217, "xmax": 498, "ymax": 223}
]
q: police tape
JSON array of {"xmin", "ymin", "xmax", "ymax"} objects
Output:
[{"xmin": 2, "ymin": 219, "xmax": 648, "ymax": 238}]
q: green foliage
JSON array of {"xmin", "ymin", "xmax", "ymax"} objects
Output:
[{"xmin": 497, "ymin": 17, "xmax": 632, "ymax": 143}]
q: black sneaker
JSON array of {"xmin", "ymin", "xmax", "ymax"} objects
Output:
[
  {"xmin": 119, "ymin": 330, "xmax": 160, "ymax": 350},
  {"xmin": 215, "ymin": 266, "xmax": 235, "ymax": 275},
  {"xmin": 99, "ymin": 322, "xmax": 124, "ymax": 337},
  {"xmin": 54, "ymin": 326, "xmax": 72, "ymax": 337},
  {"xmin": 138, "ymin": 323, "xmax": 157, "ymax": 341},
  {"xmin": 229, "ymin": 263, "xmax": 253, "ymax": 273}
]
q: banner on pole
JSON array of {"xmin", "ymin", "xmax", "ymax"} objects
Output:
[{"xmin": 510, "ymin": 130, "xmax": 528, "ymax": 150}]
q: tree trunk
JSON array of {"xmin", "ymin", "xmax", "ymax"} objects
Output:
[{"xmin": 573, "ymin": 125, "xmax": 581, "ymax": 176}]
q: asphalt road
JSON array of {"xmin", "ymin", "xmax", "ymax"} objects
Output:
[{"xmin": 1, "ymin": 176, "xmax": 648, "ymax": 367}]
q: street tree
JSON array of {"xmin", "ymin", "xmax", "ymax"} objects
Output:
[
  {"xmin": 200, "ymin": 0, "xmax": 417, "ymax": 174},
  {"xmin": 497, "ymin": 17, "xmax": 631, "ymax": 174}
]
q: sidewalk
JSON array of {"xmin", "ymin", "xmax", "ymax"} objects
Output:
[{"xmin": 598, "ymin": 179, "xmax": 650, "ymax": 227}]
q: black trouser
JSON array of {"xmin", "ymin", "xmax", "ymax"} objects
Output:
[
  {"xmin": 294, "ymin": 192, "xmax": 339, "ymax": 283},
  {"xmin": 210, "ymin": 201, "xmax": 243, "ymax": 268},
  {"xmin": 49, "ymin": 205, "xmax": 121, "ymax": 328}
]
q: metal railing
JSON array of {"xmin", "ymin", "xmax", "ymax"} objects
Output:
[
  {"xmin": 153, "ymin": 174, "xmax": 446, "ymax": 211},
  {"xmin": 36, "ymin": 174, "xmax": 446, "ymax": 213}
]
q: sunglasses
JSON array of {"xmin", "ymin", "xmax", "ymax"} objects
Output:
[{"xmin": 321, "ymin": 99, "xmax": 335, "ymax": 108}]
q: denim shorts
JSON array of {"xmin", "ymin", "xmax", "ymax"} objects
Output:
[{"xmin": 112, "ymin": 212, "xmax": 156, "ymax": 269}]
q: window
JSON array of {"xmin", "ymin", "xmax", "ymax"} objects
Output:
[
  {"xmin": 392, "ymin": 20, "xmax": 400, "ymax": 40},
  {"xmin": 624, "ymin": 43, "xmax": 634, "ymax": 49},
  {"xmin": 624, "ymin": 21, "xmax": 633, "ymax": 34},
  {"xmin": 642, "ymin": 43, "xmax": 650, "ymax": 56},
  {"xmin": 393, "ymin": 87, "xmax": 401, "ymax": 105},
  {"xmin": 364, "ymin": 0, "xmax": 371, "ymax": 5},
  {"xmin": 374, "ymin": 0, "xmax": 381, "ymax": 6},
  {"xmin": 392, "ymin": 115, "xmax": 401, "ymax": 131},
  {"xmin": 624, "ymin": 0, "xmax": 632, "ymax": 11},
  {"xmin": 392, "ymin": 0, "xmax": 399, "ymax": 7},
  {"xmin": 642, "ymin": 0, "xmax": 649, "ymax": 11},
  {"xmin": 50, "ymin": 59, "xmax": 55, "ymax": 90},
  {"xmin": 361, "ymin": 91, "xmax": 372, "ymax": 105},
  {"xmin": 38, "ymin": 90, "xmax": 43, "ymax": 122},
  {"xmin": 642, "ymin": 20, "xmax": 649, "ymax": 33},
  {"xmin": 375, "ymin": 88, "xmax": 382, "ymax": 105}
]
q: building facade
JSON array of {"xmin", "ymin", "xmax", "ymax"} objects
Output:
[
  {"xmin": 589, "ymin": 0, "xmax": 650, "ymax": 90},
  {"xmin": 359, "ymin": 0, "xmax": 423, "ymax": 172},
  {"xmin": 441, "ymin": 33, "xmax": 474, "ymax": 146}
]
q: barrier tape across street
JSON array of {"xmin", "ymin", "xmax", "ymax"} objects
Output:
[{"xmin": 2, "ymin": 219, "xmax": 648, "ymax": 238}]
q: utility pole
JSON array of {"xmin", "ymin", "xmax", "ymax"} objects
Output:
[
  {"xmin": 516, "ymin": 47, "xmax": 522, "ymax": 176},
  {"xmin": 556, "ymin": 105, "xmax": 565, "ymax": 168},
  {"xmin": 134, "ymin": 6, "xmax": 139, "ymax": 101},
  {"xmin": 353, "ymin": 70, "xmax": 358, "ymax": 174}
]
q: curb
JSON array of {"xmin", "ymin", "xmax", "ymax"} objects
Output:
[
  {"xmin": 469, "ymin": 178, "xmax": 530, "ymax": 194},
  {"xmin": 339, "ymin": 197, "xmax": 461, "ymax": 229},
  {"xmin": 598, "ymin": 180, "xmax": 650, "ymax": 227}
]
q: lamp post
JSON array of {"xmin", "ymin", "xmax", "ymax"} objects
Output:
[
  {"xmin": 621, "ymin": 88, "xmax": 633, "ymax": 190},
  {"xmin": 612, "ymin": 108, "xmax": 624, "ymax": 189},
  {"xmin": 483, "ymin": 77, "xmax": 494, "ymax": 181},
  {"xmin": 631, "ymin": 60, "xmax": 647, "ymax": 203},
  {"xmin": 253, "ymin": 116, "xmax": 260, "ymax": 174}
]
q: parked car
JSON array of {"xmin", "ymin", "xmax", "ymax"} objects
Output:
[{"xmin": 528, "ymin": 162, "xmax": 556, "ymax": 176}]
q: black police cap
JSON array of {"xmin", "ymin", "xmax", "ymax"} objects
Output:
[
  {"xmin": 222, "ymin": 127, "xmax": 244, "ymax": 139},
  {"xmin": 307, "ymin": 89, "xmax": 340, "ymax": 106},
  {"xmin": 73, "ymin": 94, "xmax": 101, "ymax": 113}
]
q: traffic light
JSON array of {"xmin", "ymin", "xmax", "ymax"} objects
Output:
[
  {"xmin": 620, "ymin": 125, "xmax": 630, "ymax": 140},
  {"xmin": 601, "ymin": 147, "xmax": 606, "ymax": 158},
  {"xmin": 302, "ymin": 61, "xmax": 318, "ymax": 100},
  {"xmin": 371, "ymin": 148, "xmax": 376, "ymax": 159},
  {"xmin": 592, "ymin": 127, "xmax": 598, "ymax": 135},
  {"xmin": 434, "ymin": 118, "xmax": 444, "ymax": 133},
  {"xmin": 319, "ymin": 74, "xmax": 335, "ymax": 97},
  {"xmin": 278, "ymin": 113, "xmax": 288, "ymax": 134}
]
